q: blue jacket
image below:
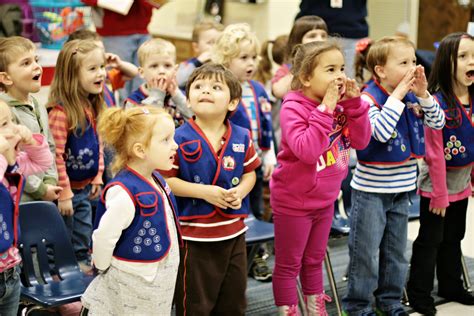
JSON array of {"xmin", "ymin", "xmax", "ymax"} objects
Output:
[
  {"xmin": 230, "ymin": 80, "xmax": 273, "ymax": 151},
  {"xmin": 434, "ymin": 92, "xmax": 473, "ymax": 168},
  {"xmin": 0, "ymin": 171, "xmax": 24, "ymax": 253},
  {"xmin": 174, "ymin": 119, "xmax": 252, "ymax": 220},
  {"xmin": 357, "ymin": 81, "xmax": 425, "ymax": 164},
  {"xmin": 94, "ymin": 167, "xmax": 182, "ymax": 262}
]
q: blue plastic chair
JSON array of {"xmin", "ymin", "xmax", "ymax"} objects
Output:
[
  {"xmin": 244, "ymin": 214, "xmax": 274, "ymax": 274},
  {"xmin": 18, "ymin": 201, "xmax": 94, "ymax": 314}
]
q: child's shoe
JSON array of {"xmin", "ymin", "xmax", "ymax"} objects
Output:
[
  {"xmin": 249, "ymin": 252, "xmax": 272, "ymax": 282},
  {"xmin": 278, "ymin": 305, "xmax": 300, "ymax": 316},
  {"xmin": 305, "ymin": 292, "xmax": 332, "ymax": 316}
]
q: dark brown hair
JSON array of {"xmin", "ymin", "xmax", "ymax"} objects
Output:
[
  {"xmin": 285, "ymin": 16, "xmax": 328, "ymax": 63},
  {"xmin": 254, "ymin": 34, "xmax": 289, "ymax": 84}
]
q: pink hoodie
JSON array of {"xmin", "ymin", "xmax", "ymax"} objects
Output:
[{"xmin": 270, "ymin": 91, "xmax": 371, "ymax": 215}]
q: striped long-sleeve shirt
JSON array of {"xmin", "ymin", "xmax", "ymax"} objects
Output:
[
  {"xmin": 351, "ymin": 93, "xmax": 445, "ymax": 193},
  {"xmin": 48, "ymin": 106, "xmax": 104, "ymax": 201}
]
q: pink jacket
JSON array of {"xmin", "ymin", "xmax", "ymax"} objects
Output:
[
  {"xmin": 0, "ymin": 134, "xmax": 54, "ymax": 191},
  {"xmin": 270, "ymin": 91, "xmax": 371, "ymax": 214}
]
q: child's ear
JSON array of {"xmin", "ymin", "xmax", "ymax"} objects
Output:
[
  {"xmin": 0, "ymin": 72, "xmax": 13, "ymax": 87},
  {"xmin": 374, "ymin": 65, "xmax": 386, "ymax": 80},
  {"xmin": 132, "ymin": 142, "xmax": 146, "ymax": 159},
  {"xmin": 299, "ymin": 73, "xmax": 311, "ymax": 88},
  {"xmin": 228, "ymin": 98, "xmax": 239, "ymax": 112}
]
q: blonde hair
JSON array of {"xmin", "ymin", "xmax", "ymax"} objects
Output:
[
  {"xmin": 0, "ymin": 36, "xmax": 36, "ymax": 91},
  {"xmin": 212, "ymin": 23, "xmax": 260, "ymax": 67},
  {"xmin": 192, "ymin": 20, "xmax": 224, "ymax": 42},
  {"xmin": 137, "ymin": 38, "xmax": 176, "ymax": 66},
  {"xmin": 367, "ymin": 36, "xmax": 415, "ymax": 80},
  {"xmin": 47, "ymin": 39, "xmax": 105, "ymax": 134},
  {"xmin": 98, "ymin": 106, "xmax": 172, "ymax": 174},
  {"xmin": 291, "ymin": 40, "xmax": 343, "ymax": 90}
]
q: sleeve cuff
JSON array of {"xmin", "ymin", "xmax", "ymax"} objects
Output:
[
  {"xmin": 429, "ymin": 194, "xmax": 449, "ymax": 209},
  {"xmin": 29, "ymin": 182, "xmax": 47, "ymax": 200}
]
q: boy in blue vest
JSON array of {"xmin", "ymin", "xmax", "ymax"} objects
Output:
[
  {"xmin": 342, "ymin": 36, "xmax": 445, "ymax": 316},
  {"xmin": 161, "ymin": 63, "xmax": 261, "ymax": 315},
  {"xmin": 124, "ymin": 38, "xmax": 193, "ymax": 127}
]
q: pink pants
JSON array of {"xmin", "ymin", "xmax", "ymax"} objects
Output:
[{"xmin": 272, "ymin": 206, "xmax": 334, "ymax": 306}]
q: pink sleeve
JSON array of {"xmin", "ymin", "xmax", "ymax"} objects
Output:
[
  {"xmin": 16, "ymin": 134, "xmax": 53, "ymax": 177},
  {"xmin": 271, "ymin": 65, "xmax": 290, "ymax": 84},
  {"xmin": 339, "ymin": 97, "xmax": 371, "ymax": 150},
  {"xmin": 280, "ymin": 102, "xmax": 334, "ymax": 165},
  {"xmin": 424, "ymin": 126, "xmax": 449, "ymax": 209}
]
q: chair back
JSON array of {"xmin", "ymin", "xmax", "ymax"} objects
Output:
[{"xmin": 18, "ymin": 202, "xmax": 81, "ymax": 287}]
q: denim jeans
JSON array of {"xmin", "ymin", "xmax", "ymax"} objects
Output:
[
  {"xmin": 64, "ymin": 185, "xmax": 92, "ymax": 262},
  {"xmin": 0, "ymin": 266, "xmax": 20, "ymax": 316},
  {"xmin": 342, "ymin": 189, "xmax": 409, "ymax": 315},
  {"xmin": 102, "ymin": 34, "xmax": 150, "ymax": 99}
]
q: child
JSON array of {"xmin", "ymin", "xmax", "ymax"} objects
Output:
[
  {"xmin": 124, "ymin": 38, "xmax": 193, "ymax": 127},
  {"xmin": 212, "ymin": 23, "xmax": 275, "ymax": 281},
  {"xmin": 162, "ymin": 63, "xmax": 260, "ymax": 315},
  {"xmin": 343, "ymin": 36, "xmax": 445, "ymax": 316},
  {"xmin": 354, "ymin": 37, "xmax": 373, "ymax": 89},
  {"xmin": 48, "ymin": 39, "xmax": 106, "ymax": 268},
  {"xmin": 270, "ymin": 40, "xmax": 371, "ymax": 315},
  {"xmin": 407, "ymin": 32, "xmax": 474, "ymax": 315},
  {"xmin": 0, "ymin": 36, "xmax": 61, "ymax": 202},
  {"xmin": 254, "ymin": 34, "xmax": 289, "ymax": 150},
  {"xmin": 67, "ymin": 29, "xmax": 139, "ymax": 107},
  {"xmin": 0, "ymin": 100, "xmax": 53, "ymax": 315},
  {"xmin": 176, "ymin": 20, "xmax": 224, "ymax": 91},
  {"xmin": 81, "ymin": 106, "xmax": 181, "ymax": 315},
  {"xmin": 272, "ymin": 15, "xmax": 328, "ymax": 99}
]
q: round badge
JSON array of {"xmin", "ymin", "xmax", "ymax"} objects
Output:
[
  {"xmin": 148, "ymin": 228, "xmax": 157, "ymax": 236},
  {"xmin": 455, "ymin": 140, "xmax": 462, "ymax": 148},
  {"xmin": 138, "ymin": 228, "xmax": 146, "ymax": 236},
  {"xmin": 452, "ymin": 148, "xmax": 459, "ymax": 155},
  {"xmin": 144, "ymin": 238, "xmax": 152, "ymax": 246},
  {"xmin": 450, "ymin": 135, "xmax": 457, "ymax": 142},
  {"xmin": 133, "ymin": 245, "xmax": 142, "ymax": 254},
  {"xmin": 445, "ymin": 154, "xmax": 452, "ymax": 160},
  {"xmin": 460, "ymin": 146, "xmax": 466, "ymax": 153},
  {"xmin": 3, "ymin": 232, "xmax": 9, "ymax": 240},
  {"xmin": 154, "ymin": 244, "xmax": 162, "ymax": 252},
  {"xmin": 444, "ymin": 147, "xmax": 451, "ymax": 154},
  {"xmin": 232, "ymin": 177, "xmax": 240, "ymax": 186},
  {"xmin": 134, "ymin": 237, "xmax": 142, "ymax": 244},
  {"xmin": 391, "ymin": 131, "xmax": 398, "ymax": 139},
  {"xmin": 401, "ymin": 144, "xmax": 406, "ymax": 152},
  {"xmin": 143, "ymin": 220, "xmax": 151, "ymax": 229},
  {"xmin": 153, "ymin": 235, "xmax": 161, "ymax": 243},
  {"xmin": 194, "ymin": 175, "xmax": 201, "ymax": 183},
  {"xmin": 447, "ymin": 142, "xmax": 453, "ymax": 148}
]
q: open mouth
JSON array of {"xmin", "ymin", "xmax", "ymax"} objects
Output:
[
  {"xmin": 32, "ymin": 74, "xmax": 41, "ymax": 81},
  {"xmin": 94, "ymin": 80, "xmax": 103, "ymax": 86},
  {"xmin": 466, "ymin": 70, "xmax": 474, "ymax": 80}
]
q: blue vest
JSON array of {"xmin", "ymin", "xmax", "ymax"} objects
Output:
[
  {"xmin": 230, "ymin": 80, "xmax": 273, "ymax": 150},
  {"xmin": 356, "ymin": 81, "xmax": 425, "ymax": 164},
  {"xmin": 434, "ymin": 92, "xmax": 473, "ymax": 168},
  {"xmin": 94, "ymin": 168, "xmax": 181, "ymax": 262},
  {"xmin": 175, "ymin": 120, "xmax": 252, "ymax": 219},
  {"xmin": 0, "ymin": 172, "xmax": 24, "ymax": 253},
  {"xmin": 65, "ymin": 120, "xmax": 100, "ymax": 182},
  {"xmin": 126, "ymin": 86, "xmax": 185, "ymax": 127},
  {"xmin": 103, "ymin": 84, "xmax": 115, "ymax": 108}
]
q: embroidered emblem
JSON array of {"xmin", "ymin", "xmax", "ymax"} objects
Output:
[
  {"xmin": 222, "ymin": 156, "xmax": 236, "ymax": 170},
  {"xmin": 232, "ymin": 143, "xmax": 245, "ymax": 153}
]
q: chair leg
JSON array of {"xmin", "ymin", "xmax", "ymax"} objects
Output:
[
  {"xmin": 461, "ymin": 253, "xmax": 472, "ymax": 292},
  {"xmin": 402, "ymin": 287, "xmax": 410, "ymax": 306},
  {"xmin": 22, "ymin": 305, "xmax": 44, "ymax": 316},
  {"xmin": 296, "ymin": 278, "xmax": 307, "ymax": 316},
  {"xmin": 324, "ymin": 249, "xmax": 342, "ymax": 316}
]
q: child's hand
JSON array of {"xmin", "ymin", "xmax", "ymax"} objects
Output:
[
  {"xmin": 197, "ymin": 51, "xmax": 212, "ymax": 64},
  {"xmin": 411, "ymin": 65, "xmax": 428, "ymax": 98},
  {"xmin": 149, "ymin": 77, "xmax": 168, "ymax": 93},
  {"xmin": 203, "ymin": 185, "xmax": 234, "ymax": 209},
  {"xmin": 89, "ymin": 184, "xmax": 101, "ymax": 200},
  {"xmin": 322, "ymin": 80, "xmax": 340, "ymax": 111},
  {"xmin": 263, "ymin": 163, "xmax": 274, "ymax": 181},
  {"xmin": 42, "ymin": 184, "xmax": 62, "ymax": 201},
  {"xmin": 14, "ymin": 125, "xmax": 35, "ymax": 146},
  {"xmin": 166, "ymin": 66, "xmax": 179, "ymax": 96},
  {"xmin": 105, "ymin": 53, "xmax": 122, "ymax": 69},
  {"xmin": 58, "ymin": 199, "xmax": 74, "ymax": 216},
  {"xmin": 342, "ymin": 78, "xmax": 361, "ymax": 100},
  {"xmin": 391, "ymin": 68, "xmax": 416, "ymax": 101},
  {"xmin": 430, "ymin": 207, "xmax": 446, "ymax": 217},
  {"xmin": 0, "ymin": 132, "xmax": 20, "ymax": 165},
  {"xmin": 225, "ymin": 188, "xmax": 242, "ymax": 210},
  {"xmin": 259, "ymin": 97, "xmax": 272, "ymax": 112}
]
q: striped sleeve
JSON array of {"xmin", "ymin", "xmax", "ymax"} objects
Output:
[
  {"xmin": 48, "ymin": 107, "xmax": 73, "ymax": 200},
  {"xmin": 243, "ymin": 138, "xmax": 261, "ymax": 173},
  {"xmin": 418, "ymin": 93, "xmax": 445, "ymax": 130},
  {"xmin": 362, "ymin": 94, "xmax": 405, "ymax": 143}
]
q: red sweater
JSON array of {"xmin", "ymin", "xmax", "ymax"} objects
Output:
[{"xmin": 81, "ymin": 0, "xmax": 155, "ymax": 36}]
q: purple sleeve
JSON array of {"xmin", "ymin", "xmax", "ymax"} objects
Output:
[{"xmin": 424, "ymin": 127, "xmax": 449, "ymax": 209}]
